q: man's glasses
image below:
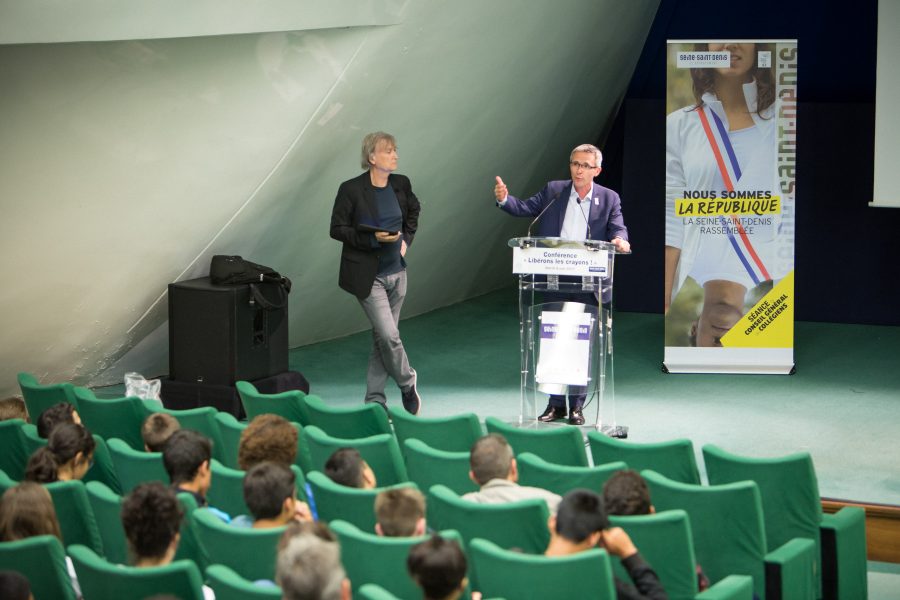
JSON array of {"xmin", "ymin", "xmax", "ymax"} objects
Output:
[{"xmin": 569, "ymin": 161, "xmax": 598, "ymax": 170}]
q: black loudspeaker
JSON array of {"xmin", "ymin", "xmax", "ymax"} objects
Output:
[{"xmin": 168, "ymin": 277, "xmax": 288, "ymax": 386}]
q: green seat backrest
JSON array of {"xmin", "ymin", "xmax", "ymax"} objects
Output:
[
  {"xmin": 175, "ymin": 492, "xmax": 210, "ymax": 572},
  {"xmin": 151, "ymin": 402, "xmax": 227, "ymax": 464},
  {"xmin": 642, "ymin": 470, "xmax": 767, "ymax": 597},
  {"xmin": 192, "ymin": 508, "xmax": 285, "ymax": 582},
  {"xmin": 305, "ymin": 471, "xmax": 417, "ymax": 532},
  {"xmin": 470, "ymin": 537, "xmax": 615, "ymax": 599},
  {"xmin": 20, "ymin": 422, "xmax": 47, "ymax": 457},
  {"xmin": 302, "ymin": 425, "xmax": 408, "ymax": 485},
  {"xmin": 0, "ymin": 467, "xmax": 17, "ymax": 493},
  {"xmin": 208, "ymin": 459, "xmax": 249, "ymax": 517},
  {"xmin": 0, "ymin": 535, "xmax": 77, "ymax": 600},
  {"xmin": 609, "ymin": 510, "xmax": 699, "ymax": 600},
  {"xmin": 403, "ymin": 438, "xmax": 478, "ymax": 495},
  {"xmin": 17, "ymin": 371, "xmax": 81, "ymax": 421},
  {"xmin": 206, "ymin": 564, "xmax": 281, "ymax": 599},
  {"xmin": 485, "ymin": 417, "xmax": 588, "ymax": 467},
  {"xmin": 82, "ymin": 435, "xmax": 123, "ymax": 494},
  {"xmin": 587, "ymin": 432, "xmax": 701, "ymax": 484},
  {"xmin": 85, "ymin": 481, "xmax": 129, "ymax": 565},
  {"xmin": 331, "ymin": 519, "xmax": 469, "ymax": 600},
  {"xmin": 517, "ymin": 452, "xmax": 626, "ymax": 497},
  {"xmin": 69, "ymin": 543, "xmax": 205, "ymax": 600},
  {"xmin": 107, "ymin": 437, "xmax": 168, "ymax": 493},
  {"xmin": 76, "ymin": 393, "xmax": 146, "ymax": 450},
  {"xmin": 303, "ymin": 394, "xmax": 391, "ymax": 438},
  {"xmin": 214, "ymin": 411, "xmax": 247, "ymax": 469},
  {"xmin": 236, "ymin": 381, "xmax": 308, "ymax": 424},
  {"xmin": 389, "ymin": 407, "xmax": 483, "ymax": 453},
  {"xmin": 703, "ymin": 445, "xmax": 821, "ymax": 559},
  {"xmin": 45, "ymin": 479, "xmax": 104, "ymax": 554},
  {"xmin": 427, "ymin": 484, "xmax": 550, "ymax": 554},
  {"xmin": 0, "ymin": 418, "xmax": 29, "ymax": 480}
]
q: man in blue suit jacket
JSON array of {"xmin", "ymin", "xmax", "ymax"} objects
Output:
[{"xmin": 494, "ymin": 144, "xmax": 630, "ymax": 425}]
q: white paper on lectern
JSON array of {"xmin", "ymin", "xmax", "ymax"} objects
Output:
[{"xmin": 535, "ymin": 311, "xmax": 592, "ymax": 386}]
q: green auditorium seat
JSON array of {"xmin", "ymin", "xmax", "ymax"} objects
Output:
[
  {"xmin": 331, "ymin": 519, "xmax": 470, "ymax": 600},
  {"xmin": 702, "ymin": 444, "xmax": 867, "ymax": 600},
  {"xmin": 485, "ymin": 416, "xmax": 589, "ymax": 467},
  {"xmin": 403, "ymin": 438, "xmax": 478, "ymax": 495},
  {"xmin": 107, "ymin": 437, "xmax": 168, "ymax": 493},
  {"xmin": 143, "ymin": 402, "xmax": 229, "ymax": 464},
  {"xmin": 0, "ymin": 535, "xmax": 77, "ymax": 600},
  {"xmin": 207, "ymin": 459, "xmax": 250, "ymax": 517},
  {"xmin": 427, "ymin": 484, "xmax": 551, "ymax": 554},
  {"xmin": 643, "ymin": 469, "xmax": 816, "ymax": 600},
  {"xmin": 85, "ymin": 481, "xmax": 129, "ymax": 565},
  {"xmin": 305, "ymin": 470, "xmax": 418, "ymax": 532},
  {"xmin": 516, "ymin": 451, "xmax": 626, "ymax": 496},
  {"xmin": 206, "ymin": 564, "xmax": 282, "ymax": 599},
  {"xmin": 389, "ymin": 407, "xmax": 483, "ymax": 452},
  {"xmin": 0, "ymin": 419, "xmax": 29, "ymax": 480},
  {"xmin": 236, "ymin": 380, "xmax": 308, "ymax": 425},
  {"xmin": 302, "ymin": 394, "xmax": 392, "ymax": 438},
  {"xmin": 69, "ymin": 543, "xmax": 205, "ymax": 600},
  {"xmin": 192, "ymin": 507, "xmax": 285, "ymax": 582},
  {"xmin": 609, "ymin": 509, "xmax": 754, "ymax": 600},
  {"xmin": 45, "ymin": 479, "xmax": 104, "ymax": 554},
  {"xmin": 174, "ymin": 491, "xmax": 210, "ymax": 572},
  {"xmin": 469, "ymin": 537, "xmax": 615, "ymax": 599},
  {"xmin": 301, "ymin": 425, "xmax": 408, "ymax": 485},
  {"xmin": 587, "ymin": 432, "xmax": 701, "ymax": 484},
  {"xmin": 17, "ymin": 371, "xmax": 82, "ymax": 422},
  {"xmin": 74, "ymin": 391, "xmax": 146, "ymax": 450},
  {"xmin": 214, "ymin": 411, "xmax": 246, "ymax": 469}
]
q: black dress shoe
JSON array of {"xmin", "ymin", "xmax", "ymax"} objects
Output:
[
  {"xmin": 568, "ymin": 407, "xmax": 585, "ymax": 426},
  {"xmin": 538, "ymin": 404, "xmax": 567, "ymax": 423}
]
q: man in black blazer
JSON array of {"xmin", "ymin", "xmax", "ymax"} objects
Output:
[{"xmin": 330, "ymin": 132, "xmax": 422, "ymax": 414}]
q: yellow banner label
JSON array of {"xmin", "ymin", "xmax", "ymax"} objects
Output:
[
  {"xmin": 721, "ymin": 271, "xmax": 794, "ymax": 348},
  {"xmin": 676, "ymin": 196, "xmax": 781, "ymax": 217}
]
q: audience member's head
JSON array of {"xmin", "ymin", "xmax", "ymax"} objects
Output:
[
  {"xmin": 277, "ymin": 524, "xmax": 350, "ymax": 600},
  {"xmin": 0, "ymin": 397, "xmax": 27, "ymax": 422},
  {"xmin": 24, "ymin": 422, "xmax": 95, "ymax": 483},
  {"xmin": 243, "ymin": 462, "xmax": 298, "ymax": 527},
  {"xmin": 36, "ymin": 402, "xmax": 81, "ymax": 438},
  {"xmin": 375, "ymin": 487, "xmax": 426, "ymax": 537},
  {"xmin": 324, "ymin": 448, "xmax": 376, "ymax": 489},
  {"xmin": 142, "ymin": 413, "xmax": 180, "ymax": 453},
  {"xmin": 162, "ymin": 429, "xmax": 212, "ymax": 497},
  {"xmin": 407, "ymin": 535, "xmax": 468, "ymax": 600},
  {"xmin": 121, "ymin": 482, "xmax": 184, "ymax": 567},
  {"xmin": 468, "ymin": 433, "xmax": 515, "ymax": 486},
  {"xmin": 542, "ymin": 488, "xmax": 612, "ymax": 560},
  {"xmin": 238, "ymin": 414, "xmax": 298, "ymax": 470},
  {"xmin": 0, "ymin": 482, "xmax": 63, "ymax": 542},
  {"xmin": 602, "ymin": 470, "xmax": 653, "ymax": 516},
  {"xmin": 0, "ymin": 570, "xmax": 32, "ymax": 600}
]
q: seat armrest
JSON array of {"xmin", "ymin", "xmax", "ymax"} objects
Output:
[
  {"xmin": 764, "ymin": 537, "xmax": 816, "ymax": 600},
  {"xmin": 821, "ymin": 506, "xmax": 867, "ymax": 600},
  {"xmin": 695, "ymin": 574, "xmax": 754, "ymax": 600}
]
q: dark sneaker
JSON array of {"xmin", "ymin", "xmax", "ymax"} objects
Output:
[{"xmin": 401, "ymin": 370, "xmax": 421, "ymax": 415}]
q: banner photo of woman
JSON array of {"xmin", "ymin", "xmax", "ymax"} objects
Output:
[{"xmin": 664, "ymin": 40, "xmax": 797, "ymax": 374}]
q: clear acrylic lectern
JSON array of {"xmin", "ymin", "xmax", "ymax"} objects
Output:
[{"xmin": 509, "ymin": 236, "xmax": 626, "ymax": 437}]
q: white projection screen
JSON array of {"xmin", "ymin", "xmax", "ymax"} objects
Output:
[{"xmin": 873, "ymin": 0, "xmax": 900, "ymax": 207}]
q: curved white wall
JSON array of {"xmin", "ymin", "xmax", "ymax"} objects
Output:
[{"xmin": 0, "ymin": 0, "xmax": 659, "ymax": 395}]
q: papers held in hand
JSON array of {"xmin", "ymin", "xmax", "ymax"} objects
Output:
[{"xmin": 357, "ymin": 223, "xmax": 399, "ymax": 234}]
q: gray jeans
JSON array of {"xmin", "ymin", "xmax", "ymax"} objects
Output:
[{"xmin": 358, "ymin": 270, "xmax": 414, "ymax": 404}]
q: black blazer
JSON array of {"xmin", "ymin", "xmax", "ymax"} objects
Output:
[{"xmin": 330, "ymin": 171, "xmax": 421, "ymax": 299}]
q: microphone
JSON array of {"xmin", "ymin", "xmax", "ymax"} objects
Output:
[{"xmin": 525, "ymin": 192, "xmax": 561, "ymax": 242}]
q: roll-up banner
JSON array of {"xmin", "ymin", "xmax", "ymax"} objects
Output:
[{"xmin": 664, "ymin": 40, "xmax": 797, "ymax": 374}]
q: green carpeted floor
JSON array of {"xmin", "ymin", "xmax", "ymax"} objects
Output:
[{"xmin": 291, "ymin": 288, "xmax": 900, "ymax": 507}]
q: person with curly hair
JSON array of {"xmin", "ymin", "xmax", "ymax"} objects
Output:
[
  {"xmin": 120, "ymin": 481, "xmax": 184, "ymax": 567},
  {"xmin": 237, "ymin": 414, "xmax": 298, "ymax": 470},
  {"xmin": 24, "ymin": 421, "xmax": 95, "ymax": 483},
  {"xmin": 36, "ymin": 402, "xmax": 81, "ymax": 438}
]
